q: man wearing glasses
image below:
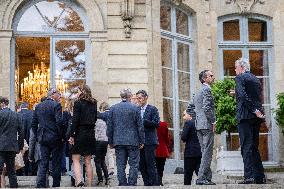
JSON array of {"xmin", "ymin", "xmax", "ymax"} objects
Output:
[{"xmin": 193, "ymin": 70, "xmax": 216, "ymax": 185}]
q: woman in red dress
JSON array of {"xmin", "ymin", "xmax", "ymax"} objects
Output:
[{"xmin": 155, "ymin": 121, "xmax": 170, "ymax": 186}]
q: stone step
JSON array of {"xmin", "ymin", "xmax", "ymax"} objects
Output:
[{"xmin": 3, "ymin": 173, "xmax": 284, "ymax": 188}]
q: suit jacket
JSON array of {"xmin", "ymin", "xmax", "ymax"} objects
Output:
[
  {"xmin": 193, "ymin": 83, "xmax": 216, "ymax": 130},
  {"xmin": 31, "ymin": 98, "xmax": 63, "ymax": 145},
  {"xmin": 0, "ymin": 108, "xmax": 24, "ymax": 152},
  {"xmin": 155, "ymin": 122, "xmax": 170, "ymax": 158},
  {"xmin": 28, "ymin": 128, "xmax": 41, "ymax": 162},
  {"xmin": 107, "ymin": 100, "xmax": 145, "ymax": 147},
  {"xmin": 181, "ymin": 120, "xmax": 202, "ymax": 158},
  {"xmin": 235, "ymin": 71, "xmax": 262, "ymax": 122},
  {"xmin": 18, "ymin": 109, "xmax": 33, "ymax": 144},
  {"xmin": 142, "ymin": 104, "xmax": 160, "ymax": 145}
]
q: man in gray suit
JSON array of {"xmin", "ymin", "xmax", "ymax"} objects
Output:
[
  {"xmin": 193, "ymin": 70, "xmax": 216, "ymax": 185},
  {"xmin": 107, "ymin": 89, "xmax": 145, "ymax": 186}
]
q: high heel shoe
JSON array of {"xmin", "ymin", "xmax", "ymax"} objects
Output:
[{"xmin": 76, "ymin": 181, "xmax": 84, "ymax": 187}]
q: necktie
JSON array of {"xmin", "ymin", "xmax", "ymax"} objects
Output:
[{"xmin": 141, "ymin": 107, "xmax": 145, "ymax": 118}]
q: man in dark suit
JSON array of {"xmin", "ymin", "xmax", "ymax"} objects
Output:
[
  {"xmin": 136, "ymin": 90, "xmax": 160, "ymax": 186},
  {"xmin": 0, "ymin": 97, "xmax": 24, "ymax": 188},
  {"xmin": 234, "ymin": 58, "xmax": 266, "ymax": 184},
  {"xmin": 31, "ymin": 88, "xmax": 64, "ymax": 188},
  {"xmin": 18, "ymin": 102, "xmax": 33, "ymax": 176},
  {"xmin": 107, "ymin": 89, "xmax": 145, "ymax": 186}
]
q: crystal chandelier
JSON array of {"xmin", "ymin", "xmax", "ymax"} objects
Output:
[{"xmin": 20, "ymin": 63, "xmax": 66, "ymax": 107}]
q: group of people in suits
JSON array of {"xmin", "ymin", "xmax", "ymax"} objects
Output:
[
  {"xmin": 0, "ymin": 57, "xmax": 266, "ymax": 187},
  {"xmin": 182, "ymin": 57, "xmax": 265, "ymax": 185}
]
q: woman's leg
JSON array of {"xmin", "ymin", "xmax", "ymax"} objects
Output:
[
  {"xmin": 84, "ymin": 155, "xmax": 93, "ymax": 187},
  {"xmin": 94, "ymin": 157, "xmax": 103, "ymax": 182},
  {"xmin": 72, "ymin": 154, "xmax": 82, "ymax": 185},
  {"xmin": 0, "ymin": 168, "xmax": 6, "ymax": 188}
]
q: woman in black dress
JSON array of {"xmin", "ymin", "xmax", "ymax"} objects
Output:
[{"xmin": 67, "ymin": 85, "xmax": 97, "ymax": 187}]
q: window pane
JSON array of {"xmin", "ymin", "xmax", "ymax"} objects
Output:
[
  {"xmin": 161, "ymin": 38, "xmax": 172, "ymax": 68},
  {"xmin": 248, "ymin": 18, "xmax": 267, "ymax": 42},
  {"xmin": 163, "ymin": 98, "xmax": 174, "ymax": 129},
  {"xmin": 180, "ymin": 131, "xmax": 185, "ymax": 160},
  {"xmin": 162, "ymin": 68, "xmax": 173, "ymax": 97},
  {"xmin": 177, "ymin": 43, "xmax": 190, "ymax": 71},
  {"xmin": 168, "ymin": 130, "xmax": 175, "ymax": 159},
  {"xmin": 259, "ymin": 78, "xmax": 271, "ymax": 104},
  {"xmin": 178, "ymin": 72, "xmax": 190, "ymax": 101},
  {"xmin": 223, "ymin": 50, "xmax": 242, "ymax": 76},
  {"xmin": 227, "ymin": 133, "xmax": 270, "ymax": 161},
  {"xmin": 179, "ymin": 101, "xmax": 188, "ymax": 129},
  {"xmin": 223, "ymin": 19, "xmax": 240, "ymax": 41},
  {"xmin": 176, "ymin": 9, "xmax": 189, "ymax": 36},
  {"xmin": 160, "ymin": 5, "xmax": 171, "ymax": 31},
  {"xmin": 16, "ymin": 37, "xmax": 50, "ymax": 108},
  {"xmin": 57, "ymin": 79, "xmax": 85, "ymax": 98},
  {"xmin": 55, "ymin": 40, "xmax": 86, "ymax": 79},
  {"xmin": 17, "ymin": 1, "xmax": 84, "ymax": 32},
  {"xmin": 249, "ymin": 50, "xmax": 269, "ymax": 76}
]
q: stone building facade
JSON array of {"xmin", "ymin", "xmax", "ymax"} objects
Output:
[{"xmin": 0, "ymin": 0, "xmax": 283, "ymax": 170}]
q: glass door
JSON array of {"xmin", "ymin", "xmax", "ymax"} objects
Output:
[{"xmin": 53, "ymin": 38, "xmax": 87, "ymax": 99}]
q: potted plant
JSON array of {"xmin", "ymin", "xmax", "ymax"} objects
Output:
[
  {"xmin": 275, "ymin": 92, "xmax": 284, "ymax": 135},
  {"xmin": 211, "ymin": 78, "xmax": 243, "ymax": 176}
]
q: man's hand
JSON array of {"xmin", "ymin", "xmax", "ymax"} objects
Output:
[
  {"xmin": 68, "ymin": 137, "xmax": 74, "ymax": 145},
  {"xmin": 212, "ymin": 122, "xmax": 216, "ymax": 132},
  {"xmin": 229, "ymin": 89, "xmax": 235, "ymax": 96},
  {"xmin": 255, "ymin": 110, "xmax": 265, "ymax": 119},
  {"xmin": 139, "ymin": 144, "xmax": 144, "ymax": 149}
]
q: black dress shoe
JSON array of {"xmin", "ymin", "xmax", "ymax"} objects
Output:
[
  {"xmin": 196, "ymin": 180, "xmax": 216, "ymax": 185},
  {"xmin": 238, "ymin": 178, "xmax": 255, "ymax": 184},
  {"xmin": 255, "ymin": 177, "xmax": 266, "ymax": 184},
  {"xmin": 76, "ymin": 181, "xmax": 84, "ymax": 187}
]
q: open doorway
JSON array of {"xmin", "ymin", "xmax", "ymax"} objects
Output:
[{"xmin": 15, "ymin": 37, "xmax": 50, "ymax": 109}]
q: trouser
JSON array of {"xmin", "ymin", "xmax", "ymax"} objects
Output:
[
  {"xmin": 94, "ymin": 141, "xmax": 109, "ymax": 181},
  {"xmin": 36, "ymin": 143, "xmax": 63, "ymax": 188},
  {"xmin": 184, "ymin": 156, "xmax": 201, "ymax": 185},
  {"xmin": 139, "ymin": 145, "xmax": 158, "ymax": 186},
  {"xmin": 155, "ymin": 157, "xmax": 166, "ymax": 185},
  {"xmin": 196, "ymin": 129, "xmax": 214, "ymax": 182},
  {"xmin": 106, "ymin": 147, "xmax": 115, "ymax": 173},
  {"xmin": 238, "ymin": 118, "xmax": 265, "ymax": 182},
  {"xmin": 0, "ymin": 151, "xmax": 17, "ymax": 188},
  {"xmin": 115, "ymin": 145, "xmax": 140, "ymax": 186}
]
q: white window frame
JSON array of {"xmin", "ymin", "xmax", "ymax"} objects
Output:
[
  {"xmin": 161, "ymin": 1, "xmax": 195, "ymax": 160},
  {"xmin": 218, "ymin": 14, "xmax": 278, "ymax": 164}
]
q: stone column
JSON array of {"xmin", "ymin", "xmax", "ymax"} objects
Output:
[
  {"xmin": 0, "ymin": 30, "xmax": 12, "ymax": 102},
  {"xmin": 89, "ymin": 31, "xmax": 108, "ymax": 102}
]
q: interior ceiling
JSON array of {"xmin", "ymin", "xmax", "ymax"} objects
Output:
[{"xmin": 16, "ymin": 37, "xmax": 50, "ymax": 57}]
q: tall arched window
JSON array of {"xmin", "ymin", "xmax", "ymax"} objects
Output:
[
  {"xmin": 160, "ymin": 1, "xmax": 194, "ymax": 160},
  {"xmin": 218, "ymin": 15, "xmax": 273, "ymax": 162},
  {"xmin": 12, "ymin": 0, "xmax": 89, "ymax": 107}
]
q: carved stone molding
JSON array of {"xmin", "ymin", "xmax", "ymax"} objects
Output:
[
  {"xmin": 121, "ymin": 0, "xmax": 135, "ymax": 38},
  {"xmin": 226, "ymin": 0, "xmax": 265, "ymax": 13},
  {"xmin": 172, "ymin": 0, "xmax": 183, "ymax": 6}
]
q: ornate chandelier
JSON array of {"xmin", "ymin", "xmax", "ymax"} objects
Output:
[{"xmin": 20, "ymin": 63, "xmax": 66, "ymax": 107}]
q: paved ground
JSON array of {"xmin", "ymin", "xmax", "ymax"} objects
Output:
[{"xmin": 3, "ymin": 172, "xmax": 283, "ymax": 188}]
